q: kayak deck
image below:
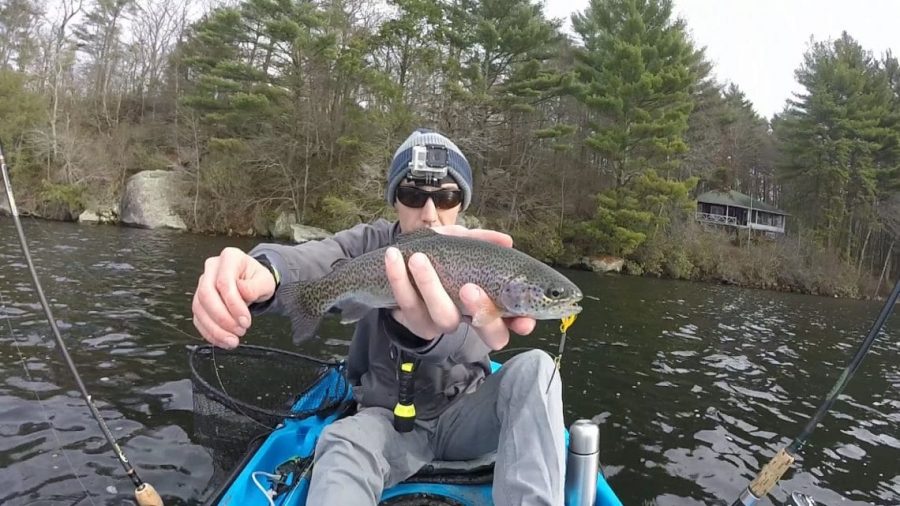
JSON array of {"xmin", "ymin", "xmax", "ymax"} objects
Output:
[{"xmin": 209, "ymin": 365, "xmax": 623, "ymax": 505}]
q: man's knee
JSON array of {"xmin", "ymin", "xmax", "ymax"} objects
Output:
[
  {"xmin": 315, "ymin": 421, "xmax": 352, "ymax": 459},
  {"xmin": 504, "ymin": 349, "xmax": 555, "ymax": 380},
  {"xmin": 496, "ymin": 350, "xmax": 561, "ymax": 419},
  {"xmin": 317, "ymin": 421, "xmax": 348, "ymax": 448},
  {"xmin": 499, "ymin": 349, "xmax": 559, "ymax": 399}
]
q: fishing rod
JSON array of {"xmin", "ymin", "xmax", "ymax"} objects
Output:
[
  {"xmin": 0, "ymin": 141, "xmax": 163, "ymax": 506},
  {"xmin": 732, "ymin": 277, "xmax": 900, "ymax": 506}
]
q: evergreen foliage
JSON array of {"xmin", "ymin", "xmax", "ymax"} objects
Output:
[{"xmin": 0, "ymin": 0, "xmax": 896, "ymax": 297}]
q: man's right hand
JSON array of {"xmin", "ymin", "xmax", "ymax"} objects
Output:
[
  {"xmin": 384, "ymin": 226, "xmax": 536, "ymax": 351},
  {"xmin": 192, "ymin": 247, "xmax": 277, "ymax": 349}
]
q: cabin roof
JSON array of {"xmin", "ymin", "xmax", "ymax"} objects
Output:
[{"xmin": 696, "ymin": 190, "xmax": 787, "ymax": 215}]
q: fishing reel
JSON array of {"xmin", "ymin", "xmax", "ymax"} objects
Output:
[{"xmin": 407, "ymin": 144, "xmax": 450, "ymax": 186}]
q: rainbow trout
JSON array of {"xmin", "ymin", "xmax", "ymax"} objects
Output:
[{"xmin": 281, "ymin": 228, "xmax": 583, "ymax": 341}]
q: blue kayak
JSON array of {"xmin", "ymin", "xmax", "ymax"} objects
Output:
[{"xmin": 206, "ymin": 363, "xmax": 622, "ymax": 506}]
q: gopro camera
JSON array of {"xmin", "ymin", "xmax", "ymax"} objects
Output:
[{"xmin": 408, "ymin": 144, "xmax": 449, "ymax": 185}]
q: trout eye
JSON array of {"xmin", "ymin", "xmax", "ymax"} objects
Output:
[{"xmin": 548, "ymin": 287, "xmax": 565, "ymax": 299}]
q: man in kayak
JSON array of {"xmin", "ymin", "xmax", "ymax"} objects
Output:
[{"xmin": 191, "ymin": 129, "xmax": 565, "ymax": 505}]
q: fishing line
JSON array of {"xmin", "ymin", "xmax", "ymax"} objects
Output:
[
  {"xmin": 12, "ymin": 213, "xmax": 206, "ymax": 345},
  {"xmin": 732, "ymin": 278, "xmax": 900, "ymax": 506},
  {"xmin": 0, "ymin": 161, "xmax": 209, "ymax": 351},
  {"xmin": 210, "ymin": 347, "xmax": 281, "ymax": 434},
  {"xmin": 10, "ymin": 186, "xmax": 252, "ymax": 419},
  {"xmin": 787, "ymin": 277, "xmax": 899, "ymax": 454},
  {"xmin": 489, "ymin": 346, "xmax": 538, "ymax": 358},
  {"xmin": 4, "ymin": 165, "xmax": 281, "ymax": 440},
  {"xmin": 1, "ymin": 141, "xmax": 163, "ymax": 506},
  {"xmin": 546, "ymin": 314, "xmax": 576, "ymax": 394},
  {"xmin": 0, "ymin": 287, "xmax": 98, "ymax": 506}
]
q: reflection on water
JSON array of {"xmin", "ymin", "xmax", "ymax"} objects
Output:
[{"xmin": 0, "ymin": 219, "xmax": 897, "ymax": 505}]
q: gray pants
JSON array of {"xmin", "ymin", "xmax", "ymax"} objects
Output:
[{"xmin": 307, "ymin": 350, "xmax": 565, "ymax": 505}]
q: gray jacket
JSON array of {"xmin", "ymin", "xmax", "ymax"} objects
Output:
[{"xmin": 249, "ymin": 219, "xmax": 492, "ymax": 420}]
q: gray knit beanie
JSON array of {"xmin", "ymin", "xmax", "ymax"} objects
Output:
[{"xmin": 385, "ymin": 129, "xmax": 473, "ymax": 211}]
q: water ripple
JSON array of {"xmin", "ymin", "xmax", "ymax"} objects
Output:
[{"xmin": 1, "ymin": 220, "xmax": 897, "ymax": 505}]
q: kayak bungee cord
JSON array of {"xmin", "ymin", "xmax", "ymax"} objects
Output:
[
  {"xmin": 251, "ymin": 471, "xmax": 281, "ymax": 506},
  {"xmin": 732, "ymin": 278, "xmax": 900, "ymax": 506},
  {"xmin": 0, "ymin": 141, "xmax": 164, "ymax": 506}
]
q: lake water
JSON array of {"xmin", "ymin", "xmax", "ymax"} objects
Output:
[{"xmin": 0, "ymin": 219, "xmax": 897, "ymax": 505}]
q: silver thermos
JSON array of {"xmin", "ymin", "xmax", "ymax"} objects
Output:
[{"xmin": 565, "ymin": 419, "xmax": 600, "ymax": 506}]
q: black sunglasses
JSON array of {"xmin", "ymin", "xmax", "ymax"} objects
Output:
[{"xmin": 396, "ymin": 186, "xmax": 462, "ymax": 210}]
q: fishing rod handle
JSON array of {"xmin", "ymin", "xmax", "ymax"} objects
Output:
[
  {"xmin": 733, "ymin": 487, "xmax": 758, "ymax": 506},
  {"xmin": 731, "ymin": 448, "xmax": 796, "ymax": 506},
  {"xmin": 749, "ymin": 448, "xmax": 795, "ymax": 498},
  {"xmin": 135, "ymin": 482, "xmax": 164, "ymax": 506}
]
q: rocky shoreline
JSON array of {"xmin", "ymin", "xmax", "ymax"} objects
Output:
[{"xmin": 1, "ymin": 170, "xmax": 882, "ymax": 300}]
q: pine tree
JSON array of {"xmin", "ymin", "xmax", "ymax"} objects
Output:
[
  {"xmin": 570, "ymin": 170, "xmax": 697, "ymax": 257},
  {"xmin": 0, "ymin": 0, "xmax": 42, "ymax": 71},
  {"xmin": 178, "ymin": 0, "xmax": 386, "ymax": 229},
  {"xmin": 440, "ymin": 0, "xmax": 562, "ymax": 139},
  {"xmin": 683, "ymin": 83, "xmax": 775, "ymax": 198},
  {"xmin": 572, "ymin": 0, "xmax": 700, "ymax": 188},
  {"xmin": 0, "ymin": 69, "xmax": 44, "ymax": 161},
  {"xmin": 437, "ymin": 0, "xmax": 564, "ymax": 221},
  {"xmin": 776, "ymin": 32, "xmax": 898, "ymax": 254}
]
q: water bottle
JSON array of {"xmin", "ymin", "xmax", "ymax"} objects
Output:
[{"xmin": 565, "ymin": 419, "xmax": 600, "ymax": 506}]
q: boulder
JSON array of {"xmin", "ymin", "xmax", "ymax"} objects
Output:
[
  {"xmin": 119, "ymin": 170, "xmax": 187, "ymax": 230},
  {"xmin": 457, "ymin": 214, "xmax": 484, "ymax": 229},
  {"xmin": 291, "ymin": 224, "xmax": 333, "ymax": 243},
  {"xmin": 98, "ymin": 207, "xmax": 118, "ymax": 224},
  {"xmin": 270, "ymin": 212, "xmax": 297, "ymax": 239},
  {"xmin": 78, "ymin": 210, "xmax": 100, "ymax": 223},
  {"xmin": 252, "ymin": 213, "xmax": 270, "ymax": 237},
  {"xmin": 583, "ymin": 255, "xmax": 625, "ymax": 273},
  {"xmin": 78, "ymin": 205, "xmax": 118, "ymax": 224},
  {"xmin": 0, "ymin": 190, "xmax": 10, "ymax": 216}
]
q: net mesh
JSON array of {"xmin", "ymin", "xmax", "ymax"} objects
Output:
[{"xmin": 190, "ymin": 344, "xmax": 349, "ymax": 471}]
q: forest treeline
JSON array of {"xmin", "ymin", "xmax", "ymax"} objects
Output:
[{"xmin": 0, "ymin": 0, "xmax": 897, "ymax": 298}]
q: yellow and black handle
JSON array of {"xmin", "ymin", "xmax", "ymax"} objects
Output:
[{"xmin": 393, "ymin": 358, "xmax": 418, "ymax": 432}]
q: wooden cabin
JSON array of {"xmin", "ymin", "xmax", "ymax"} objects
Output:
[{"xmin": 695, "ymin": 190, "xmax": 787, "ymax": 235}]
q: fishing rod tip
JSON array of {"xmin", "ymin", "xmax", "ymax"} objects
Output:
[{"xmin": 135, "ymin": 482, "xmax": 164, "ymax": 506}]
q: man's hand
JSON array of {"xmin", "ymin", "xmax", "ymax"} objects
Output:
[
  {"xmin": 192, "ymin": 247, "xmax": 277, "ymax": 349},
  {"xmin": 384, "ymin": 225, "xmax": 537, "ymax": 350}
]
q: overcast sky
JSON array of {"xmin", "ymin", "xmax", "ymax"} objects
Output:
[{"xmin": 544, "ymin": 0, "xmax": 900, "ymax": 120}]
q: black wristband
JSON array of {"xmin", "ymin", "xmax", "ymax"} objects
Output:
[
  {"xmin": 248, "ymin": 255, "xmax": 280, "ymax": 313},
  {"xmin": 253, "ymin": 254, "xmax": 280, "ymax": 291}
]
